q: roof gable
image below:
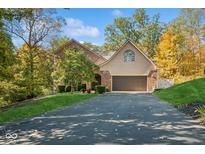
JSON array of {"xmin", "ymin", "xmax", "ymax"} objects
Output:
[
  {"xmin": 55, "ymin": 39, "xmax": 106, "ymax": 64},
  {"xmin": 100, "ymin": 40, "xmax": 157, "ymax": 69}
]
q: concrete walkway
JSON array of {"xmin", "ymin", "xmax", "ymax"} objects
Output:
[{"xmin": 0, "ymin": 93, "xmax": 205, "ymax": 145}]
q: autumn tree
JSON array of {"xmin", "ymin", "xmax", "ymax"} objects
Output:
[
  {"xmin": 0, "ymin": 9, "xmax": 24, "ymax": 81},
  {"xmin": 155, "ymin": 27, "xmax": 179, "ymax": 79},
  {"xmin": 13, "ymin": 45, "xmax": 53, "ymax": 97},
  {"xmin": 174, "ymin": 9, "xmax": 205, "ymax": 75},
  {"xmin": 0, "ymin": 9, "xmax": 34, "ymax": 106},
  {"xmin": 4, "ymin": 9, "xmax": 64, "ymax": 97},
  {"xmin": 155, "ymin": 8, "xmax": 205, "ymax": 82}
]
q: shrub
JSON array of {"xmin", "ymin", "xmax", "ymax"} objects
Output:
[
  {"xmin": 0, "ymin": 81, "xmax": 27, "ymax": 107},
  {"xmin": 105, "ymin": 87, "xmax": 110, "ymax": 92},
  {"xmin": 0, "ymin": 97, "xmax": 8, "ymax": 108},
  {"xmin": 58, "ymin": 85, "xmax": 65, "ymax": 93},
  {"xmin": 77, "ymin": 84, "xmax": 86, "ymax": 91},
  {"xmin": 42, "ymin": 88, "xmax": 52, "ymax": 96},
  {"xmin": 197, "ymin": 105, "xmax": 205, "ymax": 117},
  {"xmin": 95, "ymin": 85, "xmax": 106, "ymax": 94}
]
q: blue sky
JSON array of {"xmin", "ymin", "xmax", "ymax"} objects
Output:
[
  {"xmin": 57, "ymin": 8, "xmax": 180, "ymax": 46},
  {"xmin": 13, "ymin": 8, "xmax": 180, "ymax": 47}
]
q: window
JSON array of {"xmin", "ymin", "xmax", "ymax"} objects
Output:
[{"xmin": 124, "ymin": 50, "xmax": 135, "ymax": 62}]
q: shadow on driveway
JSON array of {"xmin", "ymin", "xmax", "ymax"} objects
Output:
[{"xmin": 0, "ymin": 93, "xmax": 205, "ymax": 145}]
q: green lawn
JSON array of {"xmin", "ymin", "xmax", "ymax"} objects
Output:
[
  {"xmin": 0, "ymin": 93, "xmax": 97, "ymax": 124},
  {"xmin": 154, "ymin": 78, "xmax": 205, "ymax": 106}
]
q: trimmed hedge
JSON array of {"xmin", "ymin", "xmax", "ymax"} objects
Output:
[{"xmin": 95, "ymin": 85, "xmax": 106, "ymax": 94}]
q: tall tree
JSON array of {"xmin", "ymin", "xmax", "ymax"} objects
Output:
[
  {"xmin": 0, "ymin": 9, "xmax": 40, "ymax": 105},
  {"xmin": 179, "ymin": 9, "xmax": 205, "ymax": 54},
  {"xmin": 49, "ymin": 36, "xmax": 70, "ymax": 52},
  {"xmin": 155, "ymin": 27, "xmax": 179, "ymax": 79},
  {"xmin": 172, "ymin": 9, "xmax": 205, "ymax": 75},
  {"xmin": 4, "ymin": 9, "xmax": 64, "ymax": 97},
  {"xmin": 104, "ymin": 9, "xmax": 163, "ymax": 58},
  {"xmin": 0, "ymin": 9, "xmax": 15, "ymax": 81},
  {"xmin": 14, "ymin": 44, "xmax": 53, "ymax": 97}
]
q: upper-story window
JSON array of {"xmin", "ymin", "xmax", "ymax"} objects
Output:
[{"xmin": 124, "ymin": 50, "xmax": 135, "ymax": 62}]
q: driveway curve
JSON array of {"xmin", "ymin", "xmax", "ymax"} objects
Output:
[{"xmin": 1, "ymin": 93, "xmax": 205, "ymax": 145}]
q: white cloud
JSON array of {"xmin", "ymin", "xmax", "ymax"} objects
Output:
[
  {"xmin": 91, "ymin": 42, "xmax": 99, "ymax": 46},
  {"xmin": 65, "ymin": 18, "xmax": 100, "ymax": 38},
  {"xmin": 79, "ymin": 41, "xmax": 85, "ymax": 44},
  {"xmin": 112, "ymin": 9, "xmax": 123, "ymax": 17}
]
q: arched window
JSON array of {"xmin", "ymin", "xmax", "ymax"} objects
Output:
[{"xmin": 124, "ymin": 50, "xmax": 135, "ymax": 62}]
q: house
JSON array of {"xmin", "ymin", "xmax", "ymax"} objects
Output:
[{"xmin": 55, "ymin": 39, "xmax": 158, "ymax": 92}]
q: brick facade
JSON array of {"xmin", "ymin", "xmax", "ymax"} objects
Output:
[
  {"xmin": 55, "ymin": 39, "xmax": 158, "ymax": 92},
  {"xmin": 99, "ymin": 71, "xmax": 112, "ymax": 90},
  {"xmin": 98, "ymin": 69, "xmax": 158, "ymax": 92},
  {"xmin": 147, "ymin": 70, "xmax": 158, "ymax": 91}
]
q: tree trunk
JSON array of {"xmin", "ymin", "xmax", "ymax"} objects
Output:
[{"xmin": 29, "ymin": 48, "xmax": 34, "ymax": 97}]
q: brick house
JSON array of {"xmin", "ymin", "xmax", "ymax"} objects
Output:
[{"xmin": 55, "ymin": 39, "xmax": 158, "ymax": 92}]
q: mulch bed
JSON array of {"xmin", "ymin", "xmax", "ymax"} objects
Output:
[{"xmin": 177, "ymin": 101, "xmax": 205, "ymax": 119}]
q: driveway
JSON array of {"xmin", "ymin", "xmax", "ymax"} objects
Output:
[{"xmin": 1, "ymin": 93, "xmax": 205, "ymax": 145}]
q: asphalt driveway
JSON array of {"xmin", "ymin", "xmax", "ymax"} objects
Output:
[{"xmin": 1, "ymin": 93, "xmax": 205, "ymax": 145}]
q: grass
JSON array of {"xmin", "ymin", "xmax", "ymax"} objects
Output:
[
  {"xmin": 0, "ymin": 92, "xmax": 97, "ymax": 124},
  {"xmin": 197, "ymin": 105, "xmax": 205, "ymax": 117},
  {"xmin": 154, "ymin": 78, "xmax": 205, "ymax": 106}
]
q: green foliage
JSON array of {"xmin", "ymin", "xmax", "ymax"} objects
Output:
[
  {"xmin": 0, "ymin": 9, "xmax": 64, "ymax": 107},
  {"xmin": 0, "ymin": 93, "xmax": 97, "ymax": 124},
  {"xmin": 104, "ymin": 9, "xmax": 163, "ymax": 58},
  {"xmin": 49, "ymin": 36, "xmax": 70, "ymax": 52},
  {"xmin": 0, "ymin": 81, "xmax": 27, "ymax": 107},
  {"xmin": 14, "ymin": 45, "xmax": 53, "ymax": 97},
  {"xmin": 82, "ymin": 42, "xmax": 102, "ymax": 51},
  {"xmin": 54, "ymin": 48, "xmax": 97, "ymax": 92},
  {"xmin": 0, "ymin": 11, "xmax": 15, "ymax": 81},
  {"xmin": 154, "ymin": 78, "xmax": 205, "ymax": 106},
  {"xmin": 95, "ymin": 85, "xmax": 106, "ymax": 94},
  {"xmin": 196, "ymin": 105, "xmax": 205, "ymax": 117},
  {"xmin": 78, "ymin": 84, "xmax": 86, "ymax": 91}
]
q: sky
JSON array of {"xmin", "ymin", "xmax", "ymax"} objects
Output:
[{"xmin": 13, "ymin": 8, "xmax": 180, "ymax": 47}]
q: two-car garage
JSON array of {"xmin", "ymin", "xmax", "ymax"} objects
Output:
[
  {"xmin": 112, "ymin": 76, "xmax": 147, "ymax": 91},
  {"xmin": 99, "ymin": 40, "xmax": 157, "ymax": 92}
]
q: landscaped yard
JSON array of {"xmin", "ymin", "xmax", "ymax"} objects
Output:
[
  {"xmin": 0, "ymin": 93, "xmax": 97, "ymax": 124},
  {"xmin": 154, "ymin": 78, "xmax": 205, "ymax": 106},
  {"xmin": 154, "ymin": 78, "xmax": 205, "ymax": 120}
]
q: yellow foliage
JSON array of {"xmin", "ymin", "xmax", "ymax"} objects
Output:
[
  {"xmin": 155, "ymin": 28, "xmax": 178, "ymax": 79},
  {"xmin": 155, "ymin": 27, "xmax": 205, "ymax": 83}
]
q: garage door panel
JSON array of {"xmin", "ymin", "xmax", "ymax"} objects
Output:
[{"xmin": 112, "ymin": 76, "xmax": 147, "ymax": 91}]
